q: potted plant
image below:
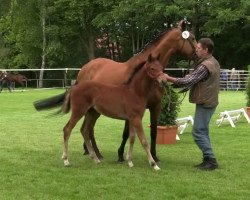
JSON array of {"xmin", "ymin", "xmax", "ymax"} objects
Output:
[
  {"xmin": 156, "ymin": 83, "xmax": 181, "ymax": 144},
  {"xmin": 246, "ymin": 67, "xmax": 250, "ymax": 117}
]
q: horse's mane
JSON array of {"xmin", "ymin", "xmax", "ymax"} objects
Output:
[
  {"xmin": 135, "ymin": 26, "xmax": 174, "ymax": 55},
  {"xmin": 123, "ymin": 61, "xmax": 146, "ymax": 85},
  {"xmin": 135, "ymin": 19, "xmax": 191, "ymax": 54}
]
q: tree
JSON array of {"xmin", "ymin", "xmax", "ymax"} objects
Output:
[{"xmin": 0, "ymin": 0, "xmax": 249, "ymax": 72}]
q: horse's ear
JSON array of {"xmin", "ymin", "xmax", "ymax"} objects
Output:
[
  {"xmin": 177, "ymin": 20, "xmax": 184, "ymax": 30},
  {"xmin": 177, "ymin": 19, "xmax": 187, "ymax": 31}
]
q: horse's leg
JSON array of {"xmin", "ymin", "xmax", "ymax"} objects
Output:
[
  {"xmin": 127, "ymin": 124, "xmax": 136, "ymax": 168},
  {"xmin": 62, "ymin": 114, "xmax": 83, "ymax": 167},
  {"xmin": 80, "ymin": 114, "xmax": 101, "ymax": 164},
  {"xmin": 131, "ymin": 117, "xmax": 160, "ymax": 170},
  {"xmin": 62, "ymin": 98, "xmax": 89, "ymax": 166},
  {"xmin": 0, "ymin": 81, "xmax": 3, "ymax": 92},
  {"xmin": 82, "ymin": 109, "xmax": 103, "ymax": 159},
  {"xmin": 81, "ymin": 109, "xmax": 103, "ymax": 160},
  {"xmin": 7, "ymin": 81, "xmax": 12, "ymax": 92},
  {"xmin": 149, "ymin": 106, "xmax": 161, "ymax": 162},
  {"xmin": 117, "ymin": 120, "xmax": 129, "ymax": 163},
  {"xmin": 19, "ymin": 81, "xmax": 25, "ymax": 91}
]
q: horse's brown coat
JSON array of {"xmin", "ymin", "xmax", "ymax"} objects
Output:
[
  {"xmin": 0, "ymin": 72, "xmax": 28, "ymax": 92},
  {"xmin": 61, "ymin": 54, "xmax": 164, "ymax": 169}
]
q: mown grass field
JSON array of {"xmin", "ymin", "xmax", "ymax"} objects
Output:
[{"xmin": 0, "ymin": 89, "xmax": 249, "ymax": 200}]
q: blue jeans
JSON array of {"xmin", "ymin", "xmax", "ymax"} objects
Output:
[{"xmin": 192, "ymin": 104, "xmax": 216, "ymax": 159}]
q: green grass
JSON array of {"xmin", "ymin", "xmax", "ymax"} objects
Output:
[{"xmin": 0, "ymin": 89, "xmax": 249, "ymax": 200}]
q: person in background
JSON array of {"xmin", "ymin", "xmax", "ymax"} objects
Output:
[
  {"xmin": 163, "ymin": 38, "xmax": 220, "ymax": 171},
  {"xmin": 229, "ymin": 68, "xmax": 239, "ymax": 90},
  {"xmin": 220, "ymin": 70, "xmax": 228, "ymax": 90}
]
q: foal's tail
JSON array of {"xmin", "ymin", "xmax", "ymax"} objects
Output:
[{"xmin": 33, "ymin": 90, "xmax": 71, "ymax": 114}]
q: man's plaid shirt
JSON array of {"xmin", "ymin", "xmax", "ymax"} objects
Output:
[{"xmin": 175, "ymin": 65, "xmax": 209, "ymax": 88}]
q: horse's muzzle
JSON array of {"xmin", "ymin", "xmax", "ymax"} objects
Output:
[{"xmin": 156, "ymin": 74, "xmax": 168, "ymax": 87}]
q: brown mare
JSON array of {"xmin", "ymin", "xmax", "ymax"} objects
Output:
[
  {"xmin": 76, "ymin": 19, "xmax": 197, "ymax": 162},
  {"xmin": 0, "ymin": 71, "xmax": 28, "ymax": 92},
  {"xmin": 34, "ymin": 19, "xmax": 197, "ymax": 163}
]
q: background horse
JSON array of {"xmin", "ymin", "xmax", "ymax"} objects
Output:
[
  {"xmin": 34, "ymin": 19, "xmax": 197, "ymax": 162},
  {"xmin": 35, "ymin": 54, "xmax": 164, "ymax": 170},
  {"xmin": 0, "ymin": 72, "xmax": 28, "ymax": 92},
  {"xmin": 0, "ymin": 71, "xmax": 12, "ymax": 92}
]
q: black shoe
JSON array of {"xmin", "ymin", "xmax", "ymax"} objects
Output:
[
  {"xmin": 199, "ymin": 157, "xmax": 218, "ymax": 171},
  {"xmin": 194, "ymin": 157, "xmax": 209, "ymax": 168}
]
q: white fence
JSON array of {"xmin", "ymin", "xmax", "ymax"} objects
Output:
[
  {"xmin": 219, "ymin": 69, "xmax": 249, "ymax": 91},
  {"xmin": 1, "ymin": 68, "xmax": 249, "ymax": 90}
]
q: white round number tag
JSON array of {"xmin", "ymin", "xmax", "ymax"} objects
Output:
[{"xmin": 182, "ymin": 31, "xmax": 190, "ymax": 39}]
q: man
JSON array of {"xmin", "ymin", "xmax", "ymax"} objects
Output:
[{"xmin": 164, "ymin": 38, "xmax": 220, "ymax": 170}]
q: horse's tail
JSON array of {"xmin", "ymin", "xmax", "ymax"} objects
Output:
[
  {"xmin": 60, "ymin": 88, "xmax": 71, "ymax": 114},
  {"xmin": 33, "ymin": 91, "xmax": 68, "ymax": 111}
]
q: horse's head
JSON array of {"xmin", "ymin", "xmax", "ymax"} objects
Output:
[
  {"xmin": 0, "ymin": 70, "xmax": 7, "ymax": 80},
  {"xmin": 175, "ymin": 19, "xmax": 197, "ymax": 60},
  {"xmin": 145, "ymin": 54, "xmax": 164, "ymax": 82}
]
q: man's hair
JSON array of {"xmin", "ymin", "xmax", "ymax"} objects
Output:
[{"xmin": 198, "ymin": 38, "xmax": 214, "ymax": 54}]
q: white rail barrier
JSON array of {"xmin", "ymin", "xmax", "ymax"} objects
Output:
[
  {"xmin": 175, "ymin": 115, "xmax": 194, "ymax": 140},
  {"xmin": 216, "ymin": 108, "xmax": 250, "ymax": 127},
  {"xmin": 1, "ymin": 68, "xmax": 249, "ymax": 90}
]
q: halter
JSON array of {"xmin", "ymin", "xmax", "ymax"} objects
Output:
[
  {"xmin": 180, "ymin": 34, "xmax": 197, "ymax": 62},
  {"xmin": 177, "ymin": 31, "xmax": 197, "ymax": 95}
]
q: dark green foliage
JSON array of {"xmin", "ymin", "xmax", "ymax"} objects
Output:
[
  {"xmin": 0, "ymin": 0, "xmax": 249, "ymax": 70},
  {"xmin": 157, "ymin": 83, "xmax": 181, "ymax": 125}
]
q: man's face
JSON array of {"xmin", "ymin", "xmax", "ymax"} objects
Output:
[{"xmin": 196, "ymin": 43, "xmax": 208, "ymax": 58}]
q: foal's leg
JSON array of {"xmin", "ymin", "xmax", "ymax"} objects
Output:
[
  {"xmin": 62, "ymin": 100, "xmax": 89, "ymax": 166},
  {"xmin": 80, "ymin": 110, "xmax": 102, "ymax": 163},
  {"xmin": 127, "ymin": 125, "xmax": 136, "ymax": 168},
  {"xmin": 80, "ymin": 116, "xmax": 101, "ymax": 164},
  {"xmin": 117, "ymin": 120, "xmax": 129, "ymax": 163},
  {"xmin": 62, "ymin": 114, "xmax": 83, "ymax": 167},
  {"xmin": 131, "ymin": 118, "xmax": 160, "ymax": 170},
  {"xmin": 82, "ymin": 109, "xmax": 103, "ymax": 159}
]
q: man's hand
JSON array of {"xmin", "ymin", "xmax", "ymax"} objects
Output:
[{"xmin": 163, "ymin": 73, "xmax": 177, "ymax": 83}]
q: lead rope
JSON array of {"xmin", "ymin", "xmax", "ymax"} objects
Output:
[{"xmin": 162, "ymin": 81, "xmax": 187, "ymax": 112}]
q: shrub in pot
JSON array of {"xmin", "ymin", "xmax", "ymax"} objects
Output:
[{"xmin": 156, "ymin": 83, "xmax": 181, "ymax": 144}]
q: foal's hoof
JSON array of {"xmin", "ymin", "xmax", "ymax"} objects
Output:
[
  {"xmin": 153, "ymin": 165, "xmax": 160, "ymax": 171},
  {"xmin": 94, "ymin": 158, "xmax": 101, "ymax": 164},
  {"xmin": 64, "ymin": 160, "xmax": 70, "ymax": 167},
  {"xmin": 150, "ymin": 162, "xmax": 160, "ymax": 170},
  {"xmin": 128, "ymin": 161, "xmax": 134, "ymax": 168}
]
